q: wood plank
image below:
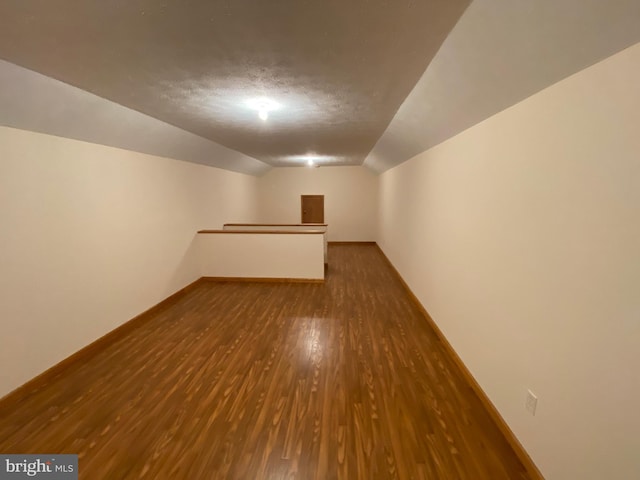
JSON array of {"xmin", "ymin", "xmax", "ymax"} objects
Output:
[
  {"xmin": 198, "ymin": 229, "xmax": 324, "ymax": 234},
  {"xmin": 0, "ymin": 245, "xmax": 534, "ymax": 479},
  {"xmin": 224, "ymin": 223, "xmax": 328, "ymax": 227}
]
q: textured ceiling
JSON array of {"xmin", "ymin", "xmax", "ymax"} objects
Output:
[
  {"xmin": 365, "ymin": 0, "xmax": 640, "ymax": 172},
  {"xmin": 1, "ymin": 1, "xmax": 638, "ymax": 175},
  {"xmin": 0, "ymin": 0, "xmax": 470, "ymax": 168}
]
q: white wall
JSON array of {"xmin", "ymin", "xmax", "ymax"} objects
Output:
[
  {"xmin": 256, "ymin": 166, "xmax": 378, "ymax": 242},
  {"xmin": 0, "ymin": 126, "xmax": 258, "ymax": 398},
  {"xmin": 377, "ymin": 42, "xmax": 640, "ymax": 480},
  {"xmin": 222, "ymin": 225, "xmax": 328, "ymax": 263},
  {"xmin": 198, "ymin": 232, "xmax": 325, "ymax": 280}
]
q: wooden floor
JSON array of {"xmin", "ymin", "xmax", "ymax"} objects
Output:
[{"xmin": 0, "ymin": 245, "xmax": 530, "ymax": 479}]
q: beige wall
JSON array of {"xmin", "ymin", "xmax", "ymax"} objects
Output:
[
  {"xmin": 0, "ymin": 126, "xmax": 258, "ymax": 398},
  {"xmin": 222, "ymin": 224, "xmax": 328, "ymax": 263},
  {"xmin": 256, "ymin": 166, "xmax": 378, "ymax": 242},
  {"xmin": 198, "ymin": 232, "xmax": 325, "ymax": 279},
  {"xmin": 377, "ymin": 43, "xmax": 640, "ymax": 480}
]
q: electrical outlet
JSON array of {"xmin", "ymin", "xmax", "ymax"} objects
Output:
[{"xmin": 525, "ymin": 389, "xmax": 538, "ymax": 416}]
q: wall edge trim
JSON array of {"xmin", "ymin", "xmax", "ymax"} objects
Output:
[
  {"xmin": 201, "ymin": 276, "xmax": 324, "ymax": 284},
  {"xmin": 327, "ymin": 241, "xmax": 376, "ymax": 245},
  {"xmin": 0, "ymin": 277, "xmax": 205, "ymax": 415},
  {"xmin": 375, "ymin": 243, "xmax": 545, "ymax": 480}
]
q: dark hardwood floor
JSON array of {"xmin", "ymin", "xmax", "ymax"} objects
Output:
[{"xmin": 0, "ymin": 245, "xmax": 530, "ymax": 479}]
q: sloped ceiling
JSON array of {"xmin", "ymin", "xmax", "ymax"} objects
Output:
[
  {"xmin": 0, "ymin": 59, "xmax": 270, "ymax": 175},
  {"xmin": 0, "ymin": 0, "xmax": 469, "ymax": 169},
  {"xmin": 365, "ymin": 0, "xmax": 640, "ymax": 172},
  {"xmin": 1, "ymin": 0, "xmax": 639, "ymax": 175}
]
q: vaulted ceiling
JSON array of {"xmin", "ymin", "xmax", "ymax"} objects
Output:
[
  {"xmin": 1, "ymin": 0, "xmax": 639, "ymax": 174},
  {"xmin": 365, "ymin": 0, "xmax": 640, "ymax": 172}
]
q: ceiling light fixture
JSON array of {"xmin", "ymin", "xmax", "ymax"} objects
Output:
[
  {"xmin": 284, "ymin": 154, "xmax": 334, "ymax": 166},
  {"xmin": 245, "ymin": 97, "xmax": 281, "ymax": 121}
]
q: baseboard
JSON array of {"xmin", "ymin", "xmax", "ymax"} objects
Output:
[
  {"xmin": 328, "ymin": 241, "xmax": 376, "ymax": 245},
  {"xmin": 374, "ymin": 243, "xmax": 544, "ymax": 480},
  {"xmin": 0, "ymin": 277, "xmax": 205, "ymax": 415},
  {"xmin": 201, "ymin": 276, "xmax": 324, "ymax": 284}
]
